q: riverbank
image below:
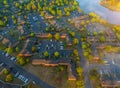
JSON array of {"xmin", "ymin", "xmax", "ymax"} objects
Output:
[{"xmin": 100, "ymin": 1, "xmax": 120, "ymax": 12}]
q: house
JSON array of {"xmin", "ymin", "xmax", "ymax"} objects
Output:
[
  {"xmin": 45, "ymin": 12, "xmax": 54, "ymax": 19},
  {"xmin": 36, "ymin": 33, "xmax": 49, "ymax": 38},
  {"xmin": 17, "ymin": 16, "xmax": 25, "ymax": 25},
  {"xmin": 60, "ymin": 34, "xmax": 67, "ymax": 39},
  {"xmin": 18, "ymin": 26, "xmax": 25, "ymax": 34},
  {"xmin": 101, "ymin": 80, "xmax": 120, "ymax": 88},
  {"xmin": 96, "ymin": 46, "xmax": 106, "ymax": 49},
  {"xmin": 2, "ymin": 38, "xmax": 10, "ymax": 46}
]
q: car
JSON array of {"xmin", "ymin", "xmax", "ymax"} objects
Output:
[
  {"xmin": 104, "ymin": 60, "xmax": 108, "ymax": 64},
  {"xmin": 11, "ymin": 68, "xmax": 17, "ymax": 73},
  {"xmin": 5, "ymin": 53, "xmax": 9, "ymax": 57},
  {"xmin": 10, "ymin": 57, "xmax": 16, "ymax": 61},
  {"xmin": 0, "ymin": 63, "xmax": 4, "ymax": 66},
  {"xmin": 60, "ymin": 46, "xmax": 64, "ymax": 50},
  {"xmin": 3, "ymin": 63, "xmax": 7, "ymax": 67},
  {"xmin": 15, "ymin": 72, "xmax": 20, "ymax": 77},
  {"xmin": 2, "ymin": 52, "xmax": 5, "ymax": 55},
  {"xmin": 41, "ymin": 17, "xmax": 44, "ymax": 19},
  {"xmin": 32, "ymin": 81, "xmax": 36, "ymax": 84},
  {"xmin": 24, "ymin": 78, "xmax": 29, "ymax": 83}
]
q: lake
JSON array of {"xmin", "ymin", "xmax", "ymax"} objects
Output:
[{"xmin": 78, "ymin": 0, "xmax": 120, "ymax": 25}]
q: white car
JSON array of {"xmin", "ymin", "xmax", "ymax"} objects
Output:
[
  {"xmin": 5, "ymin": 53, "xmax": 9, "ymax": 57},
  {"xmin": 24, "ymin": 78, "xmax": 29, "ymax": 83},
  {"xmin": 15, "ymin": 72, "xmax": 20, "ymax": 77},
  {"xmin": 0, "ymin": 63, "xmax": 4, "ymax": 66},
  {"xmin": 10, "ymin": 57, "xmax": 16, "ymax": 61}
]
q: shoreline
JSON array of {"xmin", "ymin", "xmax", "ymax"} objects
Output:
[{"xmin": 100, "ymin": 1, "xmax": 120, "ymax": 12}]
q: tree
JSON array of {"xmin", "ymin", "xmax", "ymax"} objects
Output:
[
  {"xmin": 46, "ymin": 27, "xmax": 50, "ymax": 32},
  {"xmin": 32, "ymin": 3, "xmax": 37, "ymax": 10},
  {"xmin": 15, "ymin": 47, "xmax": 20, "ymax": 52},
  {"xmin": 73, "ymin": 38, "xmax": 79, "ymax": 45},
  {"xmin": 82, "ymin": 44, "xmax": 87, "ymax": 49},
  {"xmin": 55, "ymin": 33, "xmax": 60, "ymax": 40},
  {"xmin": 76, "ymin": 67, "xmax": 83, "ymax": 76},
  {"xmin": 32, "ymin": 46, "xmax": 37, "ymax": 52},
  {"xmin": 15, "ymin": 2, "xmax": 19, "ymax": 7},
  {"xmin": 88, "ymin": 55, "xmax": 93, "ymax": 61},
  {"xmin": 73, "ymin": 49, "xmax": 79, "ymax": 56},
  {"xmin": 27, "ymin": 4, "xmax": 31, "ymax": 11},
  {"xmin": 105, "ymin": 45, "xmax": 112, "ymax": 52},
  {"xmin": 76, "ymin": 80, "xmax": 85, "ymax": 88},
  {"xmin": 93, "ymin": 31, "xmax": 97, "ymax": 36},
  {"xmin": 76, "ymin": 56, "xmax": 80, "ymax": 61},
  {"xmin": 69, "ymin": 31, "xmax": 75, "ymax": 37},
  {"xmin": 5, "ymin": 74, "xmax": 13, "ymax": 82},
  {"xmin": 4, "ymin": 69, "xmax": 9, "ymax": 75},
  {"xmin": 0, "ymin": 20, "xmax": 5, "ymax": 27},
  {"xmin": 48, "ymin": 33, "xmax": 53, "ymax": 39},
  {"xmin": 18, "ymin": 58, "xmax": 26, "ymax": 66},
  {"xmin": 54, "ymin": 51, "xmax": 60, "ymax": 58},
  {"xmin": 99, "ymin": 36, "xmax": 106, "ymax": 42},
  {"xmin": 73, "ymin": 1, "xmax": 78, "ymax": 5},
  {"xmin": 66, "ymin": 11, "xmax": 70, "ymax": 16},
  {"xmin": 44, "ymin": 51, "xmax": 49, "ymax": 57},
  {"xmin": 83, "ymin": 51, "xmax": 89, "ymax": 57},
  {"xmin": 6, "ymin": 48, "xmax": 13, "ymax": 54},
  {"xmin": 30, "ymin": 32, "xmax": 35, "ymax": 37},
  {"xmin": 3, "ymin": 0, "xmax": 8, "ymax": 5}
]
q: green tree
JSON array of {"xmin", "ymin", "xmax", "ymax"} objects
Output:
[
  {"xmin": 99, "ymin": 36, "xmax": 106, "ymax": 42},
  {"xmin": 83, "ymin": 51, "xmax": 89, "ymax": 57},
  {"xmin": 76, "ymin": 67, "xmax": 83, "ymax": 75},
  {"xmin": 73, "ymin": 38, "xmax": 79, "ymax": 45},
  {"xmin": 93, "ymin": 31, "xmax": 97, "ymax": 36},
  {"xmin": 4, "ymin": 69, "xmax": 9, "ymax": 75},
  {"xmin": 55, "ymin": 33, "xmax": 60, "ymax": 40},
  {"xmin": 32, "ymin": 46, "xmax": 37, "ymax": 52},
  {"xmin": 48, "ymin": 33, "xmax": 53, "ymax": 39},
  {"xmin": 6, "ymin": 47, "xmax": 13, "ymax": 54},
  {"xmin": 44, "ymin": 51, "xmax": 49, "ymax": 57},
  {"xmin": 30, "ymin": 32, "xmax": 35, "ymax": 37},
  {"xmin": 54, "ymin": 51, "xmax": 60, "ymax": 58},
  {"xmin": 0, "ymin": 20, "xmax": 5, "ymax": 27},
  {"xmin": 15, "ymin": 47, "xmax": 20, "ymax": 52},
  {"xmin": 73, "ymin": 49, "xmax": 79, "ymax": 56},
  {"xmin": 5, "ymin": 74, "xmax": 13, "ymax": 82},
  {"xmin": 32, "ymin": 3, "xmax": 37, "ymax": 10},
  {"xmin": 18, "ymin": 58, "xmax": 26, "ymax": 66}
]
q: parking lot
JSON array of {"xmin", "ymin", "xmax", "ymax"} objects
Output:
[
  {"xmin": 0, "ymin": 51, "xmax": 29, "ymax": 84},
  {"xmin": 99, "ymin": 65, "xmax": 120, "ymax": 81},
  {"xmin": 37, "ymin": 40, "xmax": 73, "ymax": 59},
  {"xmin": 103, "ymin": 52, "xmax": 120, "ymax": 65}
]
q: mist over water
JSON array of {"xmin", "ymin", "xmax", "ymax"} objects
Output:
[{"xmin": 78, "ymin": 0, "xmax": 120, "ymax": 25}]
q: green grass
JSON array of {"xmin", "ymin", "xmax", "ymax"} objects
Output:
[{"xmin": 0, "ymin": 43, "xmax": 6, "ymax": 50}]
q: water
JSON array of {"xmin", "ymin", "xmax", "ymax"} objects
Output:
[{"xmin": 78, "ymin": 0, "xmax": 120, "ymax": 25}]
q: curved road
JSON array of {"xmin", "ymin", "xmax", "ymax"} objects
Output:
[{"xmin": 0, "ymin": 51, "xmax": 55, "ymax": 88}]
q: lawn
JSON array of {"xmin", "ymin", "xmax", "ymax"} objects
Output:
[
  {"xmin": 0, "ymin": 68, "xmax": 24, "ymax": 85},
  {"xmin": 24, "ymin": 63, "xmax": 76, "ymax": 88},
  {"xmin": 0, "ymin": 43, "xmax": 7, "ymax": 50}
]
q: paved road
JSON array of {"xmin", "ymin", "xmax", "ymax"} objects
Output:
[
  {"xmin": 78, "ymin": 41, "xmax": 92, "ymax": 88},
  {"xmin": 0, "ymin": 51, "xmax": 55, "ymax": 88},
  {"xmin": 57, "ymin": 15, "xmax": 93, "ymax": 88}
]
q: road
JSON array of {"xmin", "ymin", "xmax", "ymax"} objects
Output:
[
  {"xmin": 0, "ymin": 51, "xmax": 55, "ymax": 88},
  {"xmin": 56, "ymin": 15, "xmax": 93, "ymax": 88}
]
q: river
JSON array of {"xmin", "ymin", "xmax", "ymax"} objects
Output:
[{"xmin": 78, "ymin": 0, "xmax": 120, "ymax": 25}]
